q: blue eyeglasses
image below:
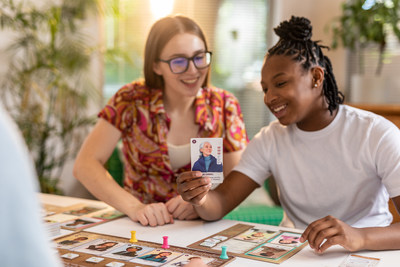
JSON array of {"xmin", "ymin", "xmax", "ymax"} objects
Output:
[{"xmin": 158, "ymin": 51, "xmax": 212, "ymax": 74}]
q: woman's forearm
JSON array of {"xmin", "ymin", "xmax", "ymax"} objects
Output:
[{"xmin": 73, "ymin": 158, "xmax": 143, "ymax": 219}]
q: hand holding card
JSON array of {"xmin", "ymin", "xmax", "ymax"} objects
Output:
[{"xmin": 176, "ymin": 171, "xmax": 211, "ymax": 206}]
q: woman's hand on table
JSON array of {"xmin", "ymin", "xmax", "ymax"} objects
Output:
[
  {"xmin": 166, "ymin": 195, "xmax": 199, "ymax": 220},
  {"xmin": 129, "ymin": 202, "xmax": 174, "ymax": 227},
  {"xmin": 300, "ymin": 215, "xmax": 365, "ymax": 253},
  {"xmin": 176, "ymin": 171, "xmax": 212, "ymax": 206}
]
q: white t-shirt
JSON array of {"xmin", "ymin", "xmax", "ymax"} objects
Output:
[
  {"xmin": 0, "ymin": 105, "xmax": 62, "ymax": 267},
  {"xmin": 234, "ymin": 105, "xmax": 400, "ymax": 229}
]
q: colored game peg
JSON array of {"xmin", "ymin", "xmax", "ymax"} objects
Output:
[
  {"xmin": 220, "ymin": 246, "xmax": 229, "ymax": 260},
  {"xmin": 162, "ymin": 236, "xmax": 170, "ymax": 249},
  {"xmin": 129, "ymin": 230, "xmax": 138, "ymax": 243}
]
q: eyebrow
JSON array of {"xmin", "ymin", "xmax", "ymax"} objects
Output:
[
  {"xmin": 167, "ymin": 49, "xmax": 206, "ymax": 58},
  {"xmin": 272, "ymin": 72, "xmax": 285, "ymax": 79},
  {"xmin": 260, "ymin": 72, "xmax": 286, "ymax": 87}
]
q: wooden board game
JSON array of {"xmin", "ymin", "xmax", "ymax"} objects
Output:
[
  {"xmin": 43, "ymin": 203, "xmax": 125, "ymax": 232},
  {"xmin": 188, "ymin": 223, "xmax": 307, "ymax": 264},
  {"xmin": 54, "ymin": 231, "xmax": 235, "ymax": 267}
]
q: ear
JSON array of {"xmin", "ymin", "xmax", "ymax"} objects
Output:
[
  {"xmin": 153, "ymin": 62, "xmax": 162, "ymax": 76},
  {"xmin": 311, "ymin": 66, "xmax": 324, "ymax": 88}
]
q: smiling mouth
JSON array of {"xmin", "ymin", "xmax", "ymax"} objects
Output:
[
  {"xmin": 271, "ymin": 104, "xmax": 287, "ymax": 113},
  {"xmin": 181, "ymin": 78, "xmax": 198, "ymax": 84}
]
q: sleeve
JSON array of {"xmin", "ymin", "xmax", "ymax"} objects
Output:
[
  {"xmin": 0, "ymin": 106, "xmax": 63, "ymax": 267},
  {"xmin": 98, "ymin": 84, "xmax": 134, "ymax": 133},
  {"xmin": 192, "ymin": 160, "xmax": 203, "ymax": 172},
  {"xmin": 373, "ymin": 117, "xmax": 400, "ymax": 197},
  {"xmin": 232, "ymin": 126, "xmax": 272, "ymax": 186},
  {"xmin": 222, "ymin": 91, "xmax": 249, "ymax": 152}
]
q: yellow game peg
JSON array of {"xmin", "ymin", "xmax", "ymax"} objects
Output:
[{"xmin": 129, "ymin": 230, "xmax": 138, "ymax": 243}]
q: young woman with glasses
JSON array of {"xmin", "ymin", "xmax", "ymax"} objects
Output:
[{"xmin": 73, "ymin": 15, "xmax": 248, "ymax": 227}]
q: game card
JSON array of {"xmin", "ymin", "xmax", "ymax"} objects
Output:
[
  {"xmin": 56, "ymin": 232, "xmax": 97, "ymax": 249},
  {"xmin": 63, "ymin": 205, "xmax": 105, "ymax": 216},
  {"xmin": 339, "ymin": 254, "xmax": 381, "ymax": 267},
  {"xmin": 61, "ymin": 217, "xmax": 104, "ymax": 230},
  {"xmin": 86, "ymin": 256, "xmax": 104, "ymax": 263},
  {"xmin": 268, "ymin": 232, "xmax": 303, "ymax": 247},
  {"xmin": 61, "ymin": 253, "xmax": 80, "ymax": 260},
  {"xmin": 91, "ymin": 209, "xmax": 124, "ymax": 220},
  {"xmin": 72, "ymin": 238, "xmax": 124, "ymax": 255},
  {"xmin": 212, "ymin": 239, "xmax": 258, "ymax": 254},
  {"xmin": 234, "ymin": 228, "xmax": 277, "ymax": 243},
  {"xmin": 130, "ymin": 249, "xmax": 182, "ymax": 266},
  {"xmin": 44, "ymin": 213, "xmax": 78, "ymax": 223},
  {"xmin": 103, "ymin": 243, "xmax": 153, "ymax": 260},
  {"xmin": 245, "ymin": 243, "xmax": 291, "ymax": 260},
  {"xmin": 191, "ymin": 138, "xmax": 223, "ymax": 183},
  {"xmin": 106, "ymin": 262, "xmax": 125, "ymax": 267},
  {"xmin": 163, "ymin": 254, "xmax": 214, "ymax": 266}
]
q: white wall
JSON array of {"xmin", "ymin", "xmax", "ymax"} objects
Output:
[{"xmin": 270, "ymin": 0, "xmax": 348, "ymax": 95}]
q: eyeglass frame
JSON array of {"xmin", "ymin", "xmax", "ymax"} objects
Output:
[{"xmin": 158, "ymin": 51, "xmax": 212, "ymax": 74}]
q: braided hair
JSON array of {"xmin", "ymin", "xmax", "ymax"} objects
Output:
[{"xmin": 268, "ymin": 16, "xmax": 344, "ymax": 114}]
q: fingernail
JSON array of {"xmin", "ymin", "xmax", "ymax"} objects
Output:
[{"xmin": 196, "ymin": 172, "xmax": 202, "ymax": 177}]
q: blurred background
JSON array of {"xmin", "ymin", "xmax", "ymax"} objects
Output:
[{"xmin": 1, "ymin": 0, "xmax": 399, "ymax": 198}]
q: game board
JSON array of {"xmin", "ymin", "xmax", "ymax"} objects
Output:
[
  {"xmin": 54, "ymin": 231, "xmax": 235, "ymax": 267},
  {"xmin": 188, "ymin": 223, "xmax": 307, "ymax": 264},
  {"xmin": 43, "ymin": 203, "xmax": 125, "ymax": 231}
]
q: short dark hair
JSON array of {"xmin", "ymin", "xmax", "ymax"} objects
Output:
[
  {"xmin": 144, "ymin": 15, "xmax": 210, "ymax": 89},
  {"xmin": 267, "ymin": 16, "xmax": 344, "ymax": 114}
]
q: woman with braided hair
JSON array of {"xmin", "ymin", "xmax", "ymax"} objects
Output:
[{"xmin": 177, "ymin": 16, "xmax": 400, "ymax": 253}]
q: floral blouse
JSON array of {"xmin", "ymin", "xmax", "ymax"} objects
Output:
[{"xmin": 98, "ymin": 80, "xmax": 248, "ymax": 203}]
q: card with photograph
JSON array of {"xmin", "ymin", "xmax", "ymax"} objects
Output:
[
  {"xmin": 245, "ymin": 243, "xmax": 292, "ymax": 260},
  {"xmin": 163, "ymin": 254, "xmax": 214, "ymax": 267},
  {"xmin": 91, "ymin": 209, "xmax": 124, "ymax": 220},
  {"xmin": 63, "ymin": 205, "xmax": 105, "ymax": 216},
  {"xmin": 103, "ymin": 243, "xmax": 153, "ymax": 261},
  {"xmin": 130, "ymin": 249, "xmax": 182, "ymax": 266},
  {"xmin": 190, "ymin": 138, "xmax": 223, "ymax": 183},
  {"xmin": 56, "ymin": 232, "xmax": 96, "ymax": 249},
  {"xmin": 268, "ymin": 232, "xmax": 303, "ymax": 247},
  {"xmin": 234, "ymin": 228, "xmax": 277, "ymax": 243},
  {"xmin": 61, "ymin": 217, "xmax": 104, "ymax": 230},
  {"xmin": 72, "ymin": 238, "xmax": 124, "ymax": 256}
]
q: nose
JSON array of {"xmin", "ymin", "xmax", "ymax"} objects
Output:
[
  {"xmin": 264, "ymin": 88, "xmax": 278, "ymax": 106},
  {"xmin": 185, "ymin": 59, "xmax": 198, "ymax": 73}
]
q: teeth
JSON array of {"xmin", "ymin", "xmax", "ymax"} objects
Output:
[
  {"xmin": 182, "ymin": 78, "xmax": 197, "ymax": 84},
  {"xmin": 273, "ymin": 105, "xmax": 286, "ymax": 113}
]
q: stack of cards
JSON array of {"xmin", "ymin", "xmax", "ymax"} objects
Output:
[{"xmin": 191, "ymin": 138, "xmax": 223, "ymax": 184}]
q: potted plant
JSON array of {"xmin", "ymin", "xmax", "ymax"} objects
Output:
[
  {"xmin": 329, "ymin": 0, "xmax": 400, "ymax": 103},
  {"xmin": 0, "ymin": 0, "xmax": 101, "ymax": 194}
]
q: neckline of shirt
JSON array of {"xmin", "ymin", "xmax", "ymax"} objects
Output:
[{"xmin": 292, "ymin": 105, "xmax": 343, "ymax": 139}]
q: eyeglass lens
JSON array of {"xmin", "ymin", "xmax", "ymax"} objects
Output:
[{"xmin": 170, "ymin": 52, "xmax": 211, "ymax": 73}]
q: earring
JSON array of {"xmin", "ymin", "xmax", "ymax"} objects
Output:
[{"xmin": 314, "ymin": 83, "xmax": 318, "ymax": 87}]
